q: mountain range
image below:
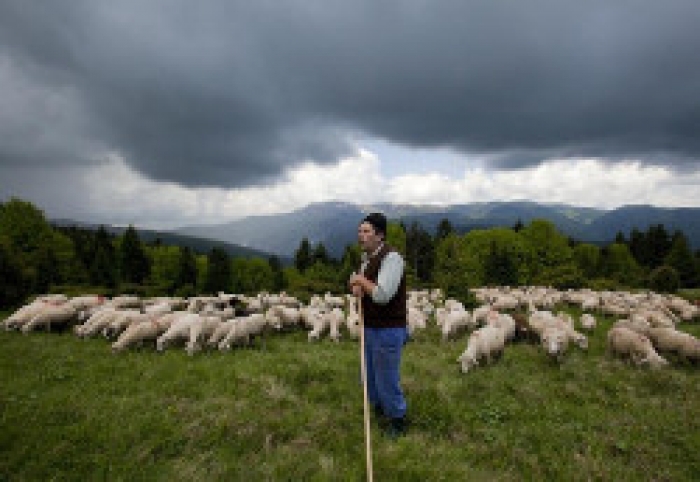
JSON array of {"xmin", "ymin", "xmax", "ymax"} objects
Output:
[{"xmin": 175, "ymin": 201, "xmax": 700, "ymax": 258}]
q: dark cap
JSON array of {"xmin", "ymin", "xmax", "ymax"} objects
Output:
[{"xmin": 361, "ymin": 212, "xmax": 387, "ymax": 236}]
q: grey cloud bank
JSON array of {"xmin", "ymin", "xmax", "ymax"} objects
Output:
[{"xmin": 1, "ymin": 1, "xmax": 700, "ymax": 196}]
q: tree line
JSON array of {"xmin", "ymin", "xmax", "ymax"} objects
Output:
[{"xmin": 2, "ymin": 197, "xmax": 699, "ymax": 310}]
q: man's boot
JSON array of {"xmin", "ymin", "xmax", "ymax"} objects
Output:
[
  {"xmin": 373, "ymin": 404, "xmax": 389, "ymax": 428},
  {"xmin": 385, "ymin": 416, "xmax": 408, "ymax": 440}
]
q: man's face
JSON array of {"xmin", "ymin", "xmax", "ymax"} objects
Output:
[{"xmin": 358, "ymin": 222, "xmax": 383, "ymax": 253}]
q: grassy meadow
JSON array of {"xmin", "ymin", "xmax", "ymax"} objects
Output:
[{"xmin": 2, "ymin": 308, "xmax": 700, "ymax": 481}]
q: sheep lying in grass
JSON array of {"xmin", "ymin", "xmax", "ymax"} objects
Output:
[
  {"xmin": 645, "ymin": 327, "xmax": 700, "ymax": 363},
  {"xmin": 607, "ymin": 326, "xmax": 668, "ymax": 368},
  {"xmin": 111, "ymin": 315, "xmax": 175, "ymax": 353},
  {"xmin": 21, "ymin": 304, "xmax": 79, "ymax": 333},
  {"xmin": 457, "ymin": 325, "xmax": 506, "ymax": 373}
]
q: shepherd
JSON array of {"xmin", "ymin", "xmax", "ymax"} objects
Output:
[{"xmin": 349, "ymin": 212, "xmax": 409, "ymax": 440}]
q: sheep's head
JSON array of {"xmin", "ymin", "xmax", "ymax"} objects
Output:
[
  {"xmin": 573, "ymin": 333, "xmax": 589, "ymax": 350},
  {"xmin": 457, "ymin": 353, "xmax": 477, "ymax": 373},
  {"xmin": 643, "ymin": 353, "xmax": 669, "ymax": 369},
  {"xmin": 542, "ymin": 328, "xmax": 568, "ymax": 359}
]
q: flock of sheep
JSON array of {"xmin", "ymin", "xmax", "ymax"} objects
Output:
[{"xmin": 3, "ymin": 286, "xmax": 700, "ymax": 374}]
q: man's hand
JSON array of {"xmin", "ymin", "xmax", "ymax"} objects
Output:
[{"xmin": 349, "ymin": 273, "xmax": 366, "ymax": 297}]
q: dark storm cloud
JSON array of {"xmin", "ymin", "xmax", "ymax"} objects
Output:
[{"xmin": 1, "ymin": 1, "xmax": 700, "ymax": 189}]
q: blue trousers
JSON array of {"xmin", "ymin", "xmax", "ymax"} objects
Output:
[{"xmin": 364, "ymin": 326, "xmax": 408, "ymax": 419}]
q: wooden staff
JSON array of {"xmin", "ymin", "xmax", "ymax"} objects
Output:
[{"xmin": 357, "ymin": 295, "xmax": 374, "ymax": 482}]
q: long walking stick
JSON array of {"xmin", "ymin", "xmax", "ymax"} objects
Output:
[{"xmin": 358, "ymin": 296, "xmax": 374, "ymax": 482}]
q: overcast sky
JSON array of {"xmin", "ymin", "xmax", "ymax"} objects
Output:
[{"xmin": 2, "ymin": 1, "xmax": 700, "ymax": 228}]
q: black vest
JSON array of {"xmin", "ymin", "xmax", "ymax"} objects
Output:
[{"xmin": 360, "ymin": 244, "xmax": 407, "ymax": 328}]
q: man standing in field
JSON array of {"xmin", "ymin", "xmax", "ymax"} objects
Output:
[{"xmin": 349, "ymin": 212, "xmax": 409, "ymax": 439}]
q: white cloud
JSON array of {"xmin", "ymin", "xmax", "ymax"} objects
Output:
[
  {"xmin": 387, "ymin": 159, "xmax": 698, "ymax": 209},
  {"xmin": 4, "ymin": 147, "xmax": 700, "ymax": 229},
  {"xmin": 79, "ymin": 149, "xmax": 384, "ymax": 228}
]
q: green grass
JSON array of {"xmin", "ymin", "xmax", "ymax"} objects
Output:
[{"xmin": 2, "ymin": 309, "xmax": 700, "ymax": 481}]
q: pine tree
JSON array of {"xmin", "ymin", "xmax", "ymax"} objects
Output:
[
  {"xmin": 312, "ymin": 243, "xmax": 330, "ymax": 265},
  {"xmin": 90, "ymin": 226, "xmax": 117, "ymax": 287},
  {"xmin": 294, "ymin": 238, "xmax": 312, "ymax": 272},
  {"xmin": 119, "ymin": 225, "xmax": 151, "ymax": 284},
  {"xmin": 646, "ymin": 224, "xmax": 672, "ymax": 268},
  {"xmin": 268, "ymin": 255, "xmax": 286, "ymax": 291},
  {"xmin": 204, "ymin": 247, "xmax": 231, "ymax": 294},
  {"xmin": 436, "ymin": 218, "xmax": 454, "ymax": 240},
  {"xmin": 174, "ymin": 246, "xmax": 198, "ymax": 290},
  {"xmin": 628, "ymin": 228, "xmax": 645, "ymax": 265},
  {"xmin": 665, "ymin": 231, "xmax": 698, "ymax": 288},
  {"xmin": 0, "ymin": 236, "xmax": 27, "ymax": 308},
  {"xmin": 483, "ymin": 241, "xmax": 518, "ymax": 286}
]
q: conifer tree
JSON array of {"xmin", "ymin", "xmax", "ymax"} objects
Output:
[
  {"xmin": 119, "ymin": 225, "xmax": 151, "ymax": 284},
  {"xmin": 294, "ymin": 238, "xmax": 312, "ymax": 272},
  {"xmin": 204, "ymin": 247, "xmax": 231, "ymax": 294}
]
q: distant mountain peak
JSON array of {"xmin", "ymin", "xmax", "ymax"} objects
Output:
[{"xmin": 174, "ymin": 201, "xmax": 700, "ymax": 256}]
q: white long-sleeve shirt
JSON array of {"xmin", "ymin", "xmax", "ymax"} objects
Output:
[{"xmin": 360, "ymin": 243, "xmax": 405, "ymax": 305}]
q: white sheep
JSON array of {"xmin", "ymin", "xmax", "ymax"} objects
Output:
[
  {"xmin": 607, "ymin": 326, "xmax": 668, "ymax": 368},
  {"xmin": 471, "ymin": 304, "xmax": 493, "ymax": 327},
  {"xmin": 111, "ymin": 315, "xmax": 174, "ymax": 353},
  {"xmin": 156, "ymin": 313, "xmax": 202, "ymax": 351},
  {"xmin": 185, "ymin": 316, "xmax": 225, "ymax": 355},
  {"xmin": 441, "ymin": 310, "xmax": 475, "ymax": 341},
  {"xmin": 218, "ymin": 314, "xmax": 268, "ymax": 350},
  {"xmin": 457, "ymin": 325, "xmax": 506, "ymax": 373},
  {"xmin": 540, "ymin": 324, "xmax": 570, "ymax": 362},
  {"xmin": 646, "ymin": 327, "xmax": 700, "ymax": 363},
  {"xmin": 265, "ymin": 306, "xmax": 301, "ymax": 331},
  {"xmin": 208, "ymin": 320, "xmax": 237, "ymax": 347},
  {"xmin": 75, "ymin": 308, "xmax": 126, "ymax": 338},
  {"xmin": 4, "ymin": 299, "xmax": 61, "ymax": 330},
  {"xmin": 611, "ymin": 318, "xmax": 652, "ymax": 338},
  {"xmin": 21, "ymin": 304, "xmax": 79, "ymax": 333},
  {"xmin": 486, "ymin": 311, "xmax": 516, "ymax": 342},
  {"xmin": 345, "ymin": 310, "xmax": 360, "ymax": 339},
  {"xmin": 407, "ymin": 307, "xmax": 427, "ymax": 337},
  {"xmin": 307, "ymin": 311, "xmax": 331, "ymax": 342},
  {"xmin": 327, "ymin": 308, "xmax": 345, "ymax": 342},
  {"xmin": 102, "ymin": 310, "xmax": 146, "ymax": 338},
  {"xmin": 579, "ymin": 313, "xmax": 596, "ymax": 331}
]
